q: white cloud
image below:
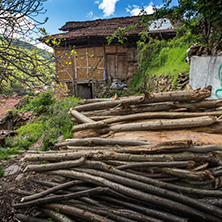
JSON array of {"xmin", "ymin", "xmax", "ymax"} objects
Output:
[
  {"xmin": 98, "ymin": 0, "xmax": 119, "ymax": 17},
  {"xmin": 87, "ymin": 11, "xmax": 94, "ymax": 18},
  {"xmin": 126, "ymin": 2, "xmax": 156, "ymax": 16}
]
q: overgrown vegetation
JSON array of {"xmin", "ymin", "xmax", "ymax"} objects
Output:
[
  {"xmin": 5, "ymin": 92, "xmax": 81, "ymax": 151},
  {"xmin": 0, "ymin": 147, "xmax": 21, "ymax": 160},
  {"xmin": 129, "ymin": 33, "xmax": 192, "ymax": 92}
]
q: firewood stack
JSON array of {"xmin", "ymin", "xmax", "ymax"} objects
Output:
[
  {"xmin": 12, "ymin": 86, "xmax": 222, "ymax": 221},
  {"xmin": 69, "ymin": 85, "xmax": 222, "ymax": 134}
]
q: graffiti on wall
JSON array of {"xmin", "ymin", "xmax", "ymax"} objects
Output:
[{"xmin": 216, "ymin": 64, "xmax": 222, "ymax": 99}]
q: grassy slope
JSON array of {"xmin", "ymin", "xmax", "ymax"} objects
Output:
[{"xmin": 129, "ymin": 36, "xmax": 191, "ymax": 92}]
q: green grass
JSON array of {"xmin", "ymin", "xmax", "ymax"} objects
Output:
[
  {"xmin": 0, "ymin": 147, "xmax": 21, "ymax": 160},
  {"xmin": 147, "ymin": 45, "xmax": 190, "ymax": 76},
  {"xmin": 129, "ymin": 34, "xmax": 193, "ymax": 92}
]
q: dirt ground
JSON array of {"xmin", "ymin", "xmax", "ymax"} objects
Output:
[{"xmin": 0, "ymin": 152, "xmax": 63, "ymax": 221}]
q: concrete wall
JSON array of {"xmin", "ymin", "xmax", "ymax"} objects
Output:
[{"xmin": 189, "ymin": 56, "xmax": 222, "ymax": 99}]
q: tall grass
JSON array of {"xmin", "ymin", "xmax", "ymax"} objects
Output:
[{"xmin": 129, "ymin": 34, "xmax": 193, "ymax": 92}]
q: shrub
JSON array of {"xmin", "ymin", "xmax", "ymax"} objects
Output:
[
  {"xmin": 21, "ymin": 91, "xmax": 55, "ymax": 114},
  {"xmin": 6, "ymin": 94, "xmax": 80, "ymax": 151}
]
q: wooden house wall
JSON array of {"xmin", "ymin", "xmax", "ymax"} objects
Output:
[
  {"xmin": 54, "ymin": 44, "xmax": 138, "ymax": 98},
  {"xmin": 55, "ymin": 46, "xmax": 105, "ymax": 82}
]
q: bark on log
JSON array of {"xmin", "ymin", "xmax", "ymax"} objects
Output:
[
  {"xmin": 83, "ymin": 102, "xmax": 176, "ymax": 116},
  {"xmin": 72, "ymin": 116, "xmax": 114, "ymax": 123},
  {"xmin": 21, "ymin": 180, "xmax": 83, "ymax": 202},
  {"xmin": 56, "ymin": 137, "xmax": 151, "ymax": 148},
  {"xmin": 97, "ymin": 116, "xmax": 218, "ymax": 134},
  {"xmin": 24, "ymin": 157, "xmax": 85, "ymax": 172},
  {"xmin": 45, "ymin": 203, "xmax": 114, "ymax": 222},
  {"xmin": 24, "ymin": 150, "xmax": 221, "ymax": 165},
  {"xmin": 46, "ymin": 169, "xmax": 222, "ymax": 221},
  {"xmin": 72, "ymin": 112, "xmax": 222, "ymax": 133},
  {"xmin": 73, "ymin": 203, "xmax": 138, "ymax": 222},
  {"xmin": 189, "ymin": 145, "xmax": 222, "ymax": 153},
  {"xmin": 74, "ymin": 86, "xmax": 211, "ymax": 112},
  {"xmin": 156, "ymin": 168, "xmax": 214, "ymax": 181},
  {"xmin": 65, "ymin": 140, "xmax": 193, "ymax": 154},
  {"xmin": 117, "ymin": 161, "xmax": 195, "ymax": 170}
]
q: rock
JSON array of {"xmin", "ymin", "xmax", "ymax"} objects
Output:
[{"xmin": 4, "ymin": 165, "xmax": 21, "ymax": 176}]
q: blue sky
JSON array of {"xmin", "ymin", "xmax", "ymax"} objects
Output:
[{"xmin": 38, "ymin": 0, "xmax": 168, "ymax": 35}]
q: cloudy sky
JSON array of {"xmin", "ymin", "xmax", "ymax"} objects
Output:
[{"xmin": 38, "ymin": 0, "xmax": 173, "ymax": 35}]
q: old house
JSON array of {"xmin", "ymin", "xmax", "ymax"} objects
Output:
[{"xmin": 45, "ymin": 16, "xmax": 176, "ymax": 98}]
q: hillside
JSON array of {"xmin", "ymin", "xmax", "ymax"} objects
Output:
[{"xmin": 12, "ymin": 39, "xmax": 53, "ymax": 59}]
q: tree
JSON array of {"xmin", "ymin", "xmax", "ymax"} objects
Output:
[
  {"xmin": 145, "ymin": 0, "xmax": 222, "ymax": 53},
  {"xmin": 0, "ymin": 0, "xmax": 55, "ymax": 91}
]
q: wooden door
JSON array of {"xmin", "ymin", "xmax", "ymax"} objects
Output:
[{"xmin": 106, "ymin": 54, "xmax": 127, "ymax": 82}]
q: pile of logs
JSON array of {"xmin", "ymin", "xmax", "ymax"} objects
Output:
[
  {"xmin": 12, "ymin": 86, "xmax": 222, "ymax": 221},
  {"xmin": 13, "ymin": 138, "xmax": 222, "ymax": 221},
  {"xmin": 69, "ymin": 86, "xmax": 222, "ymax": 135}
]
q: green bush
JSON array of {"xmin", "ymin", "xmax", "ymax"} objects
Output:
[
  {"xmin": 21, "ymin": 91, "xmax": 55, "ymax": 114},
  {"xmin": 41, "ymin": 96, "xmax": 80, "ymax": 150}
]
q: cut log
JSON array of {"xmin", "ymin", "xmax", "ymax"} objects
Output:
[
  {"xmin": 76, "ymin": 168, "xmax": 220, "ymax": 218},
  {"xmin": 156, "ymin": 168, "xmax": 214, "ymax": 181},
  {"xmin": 24, "ymin": 157, "xmax": 85, "ymax": 172},
  {"xmin": 69, "ymin": 109, "xmax": 94, "ymax": 124},
  {"xmin": 83, "ymin": 102, "xmax": 176, "ymax": 116},
  {"xmin": 45, "ymin": 203, "xmax": 114, "ymax": 222},
  {"xmin": 74, "ymin": 86, "xmax": 212, "ymax": 112},
  {"xmin": 78, "ymin": 98, "xmax": 116, "ymax": 105},
  {"xmin": 24, "ymin": 150, "xmax": 221, "ymax": 165},
  {"xmin": 99, "ymin": 196, "xmax": 187, "ymax": 222},
  {"xmin": 72, "ymin": 112, "xmax": 222, "ymax": 133},
  {"xmin": 21, "ymin": 180, "xmax": 83, "ymax": 202},
  {"xmin": 72, "ymin": 116, "xmax": 114, "ymax": 123},
  {"xmin": 46, "ymin": 169, "xmax": 222, "ymax": 221},
  {"xmin": 97, "ymin": 116, "xmax": 218, "ymax": 134},
  {"xmin": 55, "ymin": 137, "xmax": 151, "ymax": 148},
  {"xmin": 82, "ymin": 99, "xmax": 222, "ymax": 117},
  {"xmin": 65, "ymin": 140, "xmax": 193, "ymax": 154},
  {"xmin": 116, "ymin": 161, "xmax": 195, "ymax": 170},
  {"xmin": 83, "ymin": 160, "xmax": 222, "ymax": 197}
]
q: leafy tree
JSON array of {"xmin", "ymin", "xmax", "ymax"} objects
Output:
[
  {"xmin": 0, "ymin": 0, "xmax": 55, "ymax": 90},
  {"xmin": 144, "ymin": 0, "xmax": 222, "ymax": 52}
]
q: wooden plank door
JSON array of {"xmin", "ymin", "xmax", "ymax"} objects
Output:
[{"xmin": 106, "ymin": 54, "xmax": 127, "ymax": 82}]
